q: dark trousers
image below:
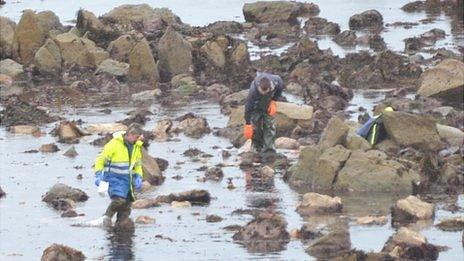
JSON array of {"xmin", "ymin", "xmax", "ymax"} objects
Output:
[{"xmin": 104, "ymin": 196, "xmax": 131, "ymax": 222}]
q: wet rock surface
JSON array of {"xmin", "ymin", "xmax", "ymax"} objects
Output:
[
  {"xmin": 306, "ymin": 227, "xmax": 351, "ymax": 259},
  {"xmin": 296, "ymin": 193, "xmax": 343, "ymax": 216},
  {"xmin": 418, "ymin": 59, "xmax": 464, "ymax": 106},
  {"xmin": 382, "ymin": 227, "xmax": 440, "ymax": 260},
  {"xmin": 42, "ymin": 183, "xmax": 89, "ymax": 203},
  {"xmin": 233, "ymin": 211, "xmax": 290, "ymax": 252},
  {"xmin": 349, "ymin": 9, "xmax": 384, "ymax": 30},
  {"xmin": 391, "ymin": 195, "xmax": 435, "ymax": 225},
  {"xmin": 204, "ymin": 166, "xmax": 224, "ymax": 181},
  {"xmin": 435, "ymin": 216, "xmax": 464, "ymax": 231},
  {"xmin": 156, "ymin": 190, "xmax": 211, "ymax": 205},
  {"xmin": 1, "ymin": 96, "xmax": 58, "ymax": 126},
  {"xmin": 41, "ymin": 244, "xmax": 85, "ymax": 261}
]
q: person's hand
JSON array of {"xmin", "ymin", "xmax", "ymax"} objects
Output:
[
  {"xmin": 133, "ymin": 174, "xmax": 143, "ymax": 192},
  {"xmin": 94, "ymin": 171, "xmax": 104, "ymax": 187},
  {"xmin": 267, "ymin": 100, "xmax": 277, "ymax": 116},
  {"xmin": 244, "ymin": 124, "xmax": 253, "ymax": 139}
]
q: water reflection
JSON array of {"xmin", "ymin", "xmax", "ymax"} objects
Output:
[{"xmin": 106, "ymin": 228, "xmax": 135, "ymax": 260}]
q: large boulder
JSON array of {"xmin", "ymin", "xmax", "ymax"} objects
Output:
[
  {"xmin": 306, "ymin": 228, "xmax": 351, "ymax": 259},
  {"xmin": 391, "ymin": 195, "xmax": 435, "ymax": 224},
  {"xmin": 54, "ymin": 32, "xmax": 108, "ymax": 68},
  {"xmin": 156, "ymin": 26, "xmax": 193, "ymax": 78},
  {"xmin": 107, "ymin": 34, "xmax": 136, "ymax": 62},
  {"xmin": 13, "ymin": 10, "xmax": 62, "ymax": 64},
  {"xmin": 174, "ymin": 114, "xmax": 211, "ymax": 138},
  {"xmin": 417, "ymin": 59, "xmax": 464, "ymax": 105},
  {"xmin": 296, "ymin": 192, "xmax": 342, "ymax": 216},
  {"xmin": 243, "ymin": 1, "xmax": 301, "ymax": 25},
  {"xmin": 289, "ymin": 145, "xmax": 351, "ymax": 190},
  {"xmin": 128, "ymin": 38, "xmax": 159, "ymax": 83},
  {"xmin": 436, "ymin": 124, "xmax": 464, "ymax": 147},
  {"xmin": 34, "ymin": 38, "xmax": 62, "ymax": 75},
  {"xmin": 233, "ymin": 211, "xmax": 290, "ymax": 252},
  {"xmin": 102, "ymin": 4, "xmax": 182, "ymax": 31},
  {"xmin": 96, "ymin": 58, "xmax": 129, "ymax": 77},
  {"xmin": 141, "ymin": 147, "xmax": 164, "ymax": 185},
  {"xmin": 382, "ymin": 227, "xmax": 439, "ymax": 260},
  {"xmin": 56, "ymin": 121, "xmax": 86, "ymax": 144},
  {"xmin": 42, "ymin": 183, "xmax": 88, "ymax": 203},
  {"xmin": 339, "ymin": 50, "xmax": 421, "ymax": 89},
  {"xmin": 200, "ymin": 40, "xmax": 226, "ymax": 68},
  {"xmin": 76, "ymin": 9, "xmax": 114, "ymax": 44},
  {"xmin": 41, "ymin": 244, "xmax": 85, "ymax": 261},
  {"xmin": 335, "ymin": 150, "xmax": 420, "ymax": 193},
  {"xmin": 382, "ymin": 111, "xmax": 443, "ymax": 151},
  {"xmin": 0, "ymin": 16, "xmax": 16, "ymax": 59},
  {"xmin": 0, "ymin": 59, "xmax": 23, "ymax": 78},
  {"xmin": 319, "ymin": 117, "xmax": 349, "ymax": 151},
  {"xmin": 349, "ymin": 9, "xmax": 383, "ymax": 30},
  {"xmin": 304, "ymin": 17, "xmax": 341, "ymax": 36},
  {"xmin": 289, "ymin": 146, "xmax": 321, "ymax": 187}
]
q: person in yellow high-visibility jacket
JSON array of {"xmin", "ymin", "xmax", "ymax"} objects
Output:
[{"xmin": 92, "ymin": 123, "xmax": 144, "ymax": 227}]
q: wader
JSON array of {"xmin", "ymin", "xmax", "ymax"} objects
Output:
[{"xmin": 251, "ymin": 93, "xmax": 276, "ymax": 152}]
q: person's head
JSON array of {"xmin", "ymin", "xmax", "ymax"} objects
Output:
[
  {"xmin": 125, "ymin": 123, "xmax": 143, "ymax": 144},
  {"xmin": 258, "ymin": 77, "xmax": 272, "ymax": 95}
]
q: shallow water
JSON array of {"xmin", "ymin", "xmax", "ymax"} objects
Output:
[{"xmin": 1, "ymin": 100, "xmax": 463, "ymax": 260}]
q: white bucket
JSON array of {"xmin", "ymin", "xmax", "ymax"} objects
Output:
[{"xmin": 98, "ymin": 181, "xmax": 109, "ymax": 197}]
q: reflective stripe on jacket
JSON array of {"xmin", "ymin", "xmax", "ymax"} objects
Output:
[{"xmin": 94, "ymin": 131, "xmax": 143, "ymax": 201}]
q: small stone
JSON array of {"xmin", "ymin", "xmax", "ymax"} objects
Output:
[
  {"xmin": 41, "ymin": 244, "xmax": 85, "ymax": 261},
  {"xmin": 171, "ymin": 201, "xmax": 192, "ymax": 208},
  {"xmin": 206, "ymin": 214, "xmax": 223, "ymax": 223},
  {"xmin": 297, "ymin": 193, "xmax": 342, "ymax": 216},
  {"xmin": 435, "ymin": 216, "xmax": 464, "ymax": 231},
  {"xmin": 8, "ymin": 125, "xmax": 41, "ymax": 135},
  {"xmin": 63, "ymin": 146, "xmax": 78, "ymax": 157},
  {"xmin": 135, "ymin": 216, "xmax": 156, "ymax": 224},
  {"xmin": 205, "ymin": 166, "xmax": 224, "ymax": 181},
  {"xmin": 76, "ymin": 174, "xmax": 83, "ymax": 180},
  {"xmin": 0, "ymin": 186, "xmax": 6, "ymax": 198},
  {"xmin": 275, "ymin": 137, "xmax": 299, "ymax": 150},
  {"xmin": 40, "ymin": 143, "xmax": 60, "ymax": 153},
  {"xmin": 132, "ymin": 199, "xmax": 159, "ymax": 209},
  {"xmin": 356, "ymin": 215, "xmax": 388, "ymax": 226},
  {"xmin": 222, "ymin": 150, "xmax": 231, "ymax": 158},
  {"xmin": 259, "ymin": 165, "xmax": 275, "ymax": 178},
  {"xmin": 290, "ymin": 229, "xmax": 301, "ymax": 239}
]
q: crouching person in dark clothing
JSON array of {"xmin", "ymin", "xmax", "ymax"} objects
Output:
[
  {"xmin": 92, "ymin": 123, "xmax": 144, "ymax": 227},
  {"xmin": 244, "ymin": 72, "xmax": 284, "ymax": 154}
]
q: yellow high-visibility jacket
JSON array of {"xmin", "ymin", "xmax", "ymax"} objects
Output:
[{"xmin": 94, "ymin": 131, "xmax": 143, "ymax": 201}]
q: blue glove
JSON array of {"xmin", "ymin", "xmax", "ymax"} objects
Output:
[
  {"xmin": 94, "ymin": 171, "xmax": 104, "ymax": 187},
  {"xmin": 133, "ymin": 174, "xmax": 142, "ymax": 192}
]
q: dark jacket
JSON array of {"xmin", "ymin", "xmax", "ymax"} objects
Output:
[{"xmin": 244, "ymin": 72, "xmax": 283, "ymax": 123}]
